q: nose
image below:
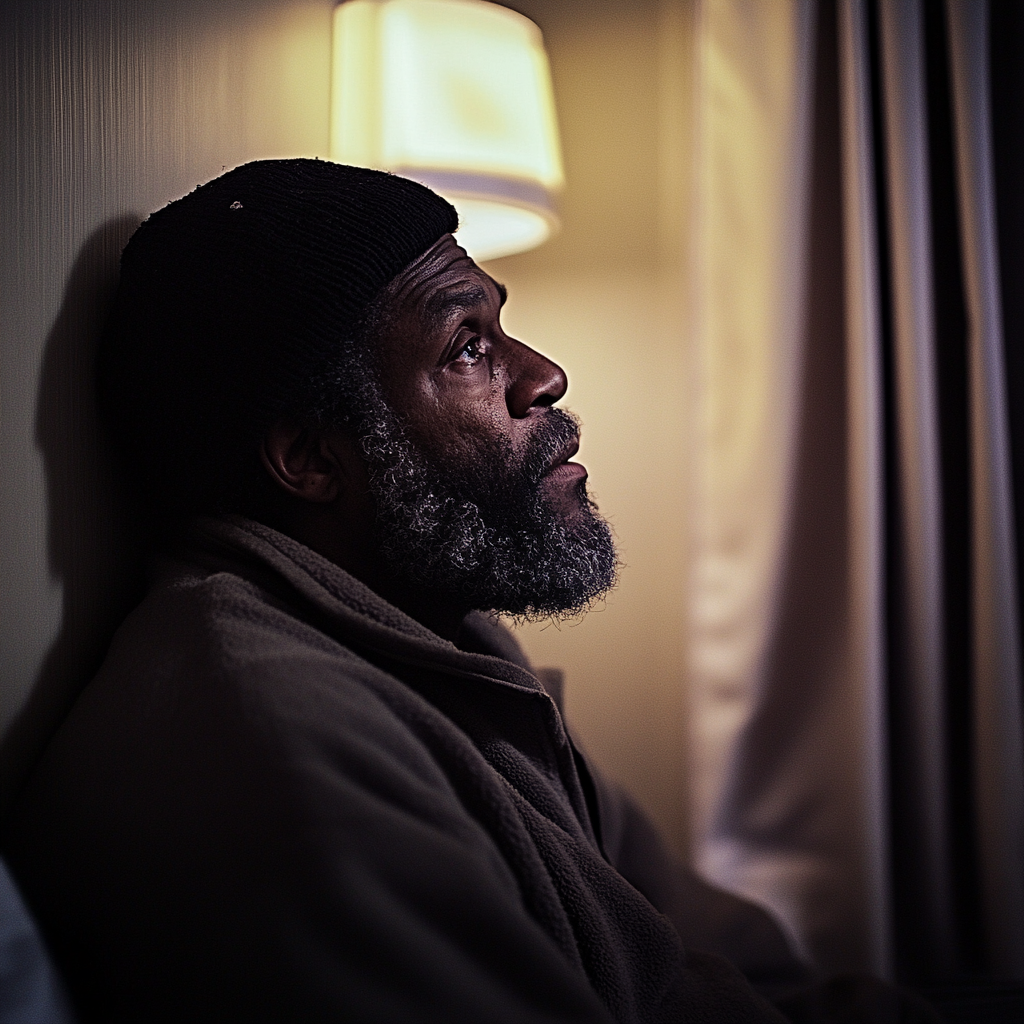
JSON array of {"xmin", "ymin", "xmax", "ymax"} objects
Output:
[{"xmin": 505, "ymin": 339, "xmax": 568, "ymax": 417}]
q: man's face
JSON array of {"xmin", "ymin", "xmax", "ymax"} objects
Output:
[
  {"xmin": 350, "ymin": 233, "xmax": 618, "ymax": 619},
  {"xmin": 376, "ymin": 234, "xmax": 587, "ymax": 520}
]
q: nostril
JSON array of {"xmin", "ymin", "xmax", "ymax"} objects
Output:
[{"xmin": 507, "ymin": 342, "xmax": 567, "ymax": 416}]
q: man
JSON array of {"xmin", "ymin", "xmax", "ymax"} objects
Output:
[{"xmin": 4, "ymin": 160, "xmax": 868, "ymax": 1022}]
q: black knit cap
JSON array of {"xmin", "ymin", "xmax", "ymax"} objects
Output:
[{"xmin": 99, "ymin": 158, "xmax": 458, "ymax": 521}]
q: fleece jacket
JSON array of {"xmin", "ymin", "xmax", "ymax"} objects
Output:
[{"xmin": 5, "ymin": 517, "xmax": 796, "ymax": 1023}]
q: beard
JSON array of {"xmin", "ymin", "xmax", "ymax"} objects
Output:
[{"xmin": 352, "ymin": 386, "xmax": 619, "ymax": 621}]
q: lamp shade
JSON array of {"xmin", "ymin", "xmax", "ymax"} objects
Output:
[{"xmin": 331, "ymin": 0, "xmax": 564, "ymax": 261}]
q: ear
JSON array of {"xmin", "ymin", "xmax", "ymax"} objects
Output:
[{"xmin": 260, "ymin": 420, "xmax": 355, "ymax": 504}]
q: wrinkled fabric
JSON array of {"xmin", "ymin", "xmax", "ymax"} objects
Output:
[{"xmin": 5, "ymin": 517, "xmax": 787, "ymax": 1023}]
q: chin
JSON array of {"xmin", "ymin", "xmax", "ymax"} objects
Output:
[{"xmin": 540, "ymin": 476, "xmax": 590, "ymax": 517}]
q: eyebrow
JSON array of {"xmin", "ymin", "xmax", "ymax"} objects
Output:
[{"xmin": 422, "ymin": 280, "xmax": 507, "ymax": 330}]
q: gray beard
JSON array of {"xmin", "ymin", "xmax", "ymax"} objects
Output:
[{"xmin": 353, "ymin": 386, "xmax": 619, "ymax": 620}]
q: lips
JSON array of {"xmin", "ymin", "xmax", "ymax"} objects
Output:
[
  {"xmin": 544, "ymin": 436, "xmax": 580, "ymax": 476},
  {"xmin": 528, "ymin": 409, "xmax": 586, "ymax": 487},
  {"xmin": 540, "ymin": 438, "xmax": 588, "ymax": 491}
]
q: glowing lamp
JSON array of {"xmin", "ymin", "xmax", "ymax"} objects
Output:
[{"xmin": 331, "ymin": 0, "xmax": 564, "ymax": 261}]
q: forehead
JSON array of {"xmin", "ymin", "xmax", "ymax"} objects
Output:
[{"xmin": 384, "ymin": 234, "xmax": 499, "ymax": 329}]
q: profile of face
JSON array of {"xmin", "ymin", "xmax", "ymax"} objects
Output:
[{"xmin": 353, "ymin": 233, "xmax": 619, "ymax": 620}]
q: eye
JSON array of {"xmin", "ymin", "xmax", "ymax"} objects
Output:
[{"xmin": 451, "ymin": 333, "xmax": 488, "ymax": 368}]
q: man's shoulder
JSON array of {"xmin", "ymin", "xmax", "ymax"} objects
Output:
[
  {"xmin": 71, "ymin": 565, "xmax": 359, "ymax": 737},
  {"xmin": 8, "ymin": 559, "xmax": 494, "ymax": 889},
  {"xmin": 23, "ymin": 563, "xmax": 464, "ymax": 823},
  {"xmin": 114, "ymin": 559, "xmax": 367, "ymax": 685}
]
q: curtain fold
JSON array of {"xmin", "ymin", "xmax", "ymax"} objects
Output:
[
  {"xmin": 874, "ymin": 0, "xmax": 956, "ymax": 978},
  {"xmin": 945, "ymin": 0, "xmax": 1024, "ymax": 977},
  {"xmin": 835, "ymin": 0, "xmax": 891, "ymax": 976},
  {"xmin": 688, "ymin": 0, "xmax": 824, "ymax": 968},
  {"xmin": 689, "ymin": 0, "xmax": 1024, "ymax": 983}
]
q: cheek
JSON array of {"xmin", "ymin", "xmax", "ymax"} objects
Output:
[
  {"xmin": 406, "ymin": 378, "xmax": 514, "ymax": 462},
  {"xmin": 420, "ymin": 409, "xmax": 508, "ymax": 465}
]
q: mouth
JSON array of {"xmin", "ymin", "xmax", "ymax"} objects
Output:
[
  {"xmin": 543, "ymin": 436, "xmax": 579, "ymax": 472},
  {"xmin": 542, "ymin": 437, "xmax": 587, "ymax": 484}
]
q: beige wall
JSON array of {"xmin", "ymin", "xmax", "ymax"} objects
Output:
[{"xmin": 1, "ymin": 0, "xmax": 697, "ymax": 857}]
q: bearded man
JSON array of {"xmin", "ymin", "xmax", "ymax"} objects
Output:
[{"xmin": 5, "ymin": 160, "xmax": 818, "ymax": 1023}]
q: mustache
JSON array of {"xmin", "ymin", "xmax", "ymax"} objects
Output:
[{"xmin": 521, "ymin": 408, "xmax": 582, "ymax": 486}]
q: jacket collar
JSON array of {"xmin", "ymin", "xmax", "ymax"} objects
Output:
[
  {"xmin": 174, "ymin": 514, "xmax": 597, "ymax": 848},
  {"xmin": 178, "ymin": 515, "xmax": 554, "ymax": 704}
]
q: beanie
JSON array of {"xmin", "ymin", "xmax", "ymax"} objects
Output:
[{"xmin": 98, "ymin": 158, "xmax": 459, "ymax": 521}]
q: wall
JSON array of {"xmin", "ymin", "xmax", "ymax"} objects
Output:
[
  {"xmin": 0, "ymin": 0, "xmax": 336, "ymax": 808},
  {"xmin": 1, "ymin": 0, "xmax": 696, "ymax": 857}
]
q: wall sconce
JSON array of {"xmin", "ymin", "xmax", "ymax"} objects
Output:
[{"xmin": 331, "ymin": 0, "xmax": 564, "ymax": 261}]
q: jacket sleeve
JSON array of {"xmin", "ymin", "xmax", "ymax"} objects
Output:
[
  {"xmin": 582, "ymin": 757, "xmax": 813, "ymax": 994},
  {"xmin": 520, "ymin": 641, "xmax": 809, "ymax": 995}
]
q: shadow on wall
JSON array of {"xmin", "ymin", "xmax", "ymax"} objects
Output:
[{"xmin": 1, "ymin": 217, "xmax": 147, "ymax": 818}]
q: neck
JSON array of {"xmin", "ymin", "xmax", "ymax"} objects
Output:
[
  {"xmin": 376, "ymin": 582, "xmax": 471, "ymax": 643},
  {"xmin": 271, "ymin": 501, "xmax": 470, "ymax": 642}
]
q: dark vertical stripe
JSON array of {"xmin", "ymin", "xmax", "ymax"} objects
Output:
[
  {"xmin": 865, "ymin": 0, "xmax": 920, "ymax": 981},
  {"xmin": 989, "ymin": 0, "xmax": 1024, "ymax": 760},
  {"xmin": 921, "ymin": 0, "xmax": 984, "ymax": 975},
  {"xmin": 869, "ymin": 0, "xmax": 983, "ymax": 980}
]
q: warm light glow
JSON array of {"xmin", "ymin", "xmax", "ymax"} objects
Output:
[
  {"xmin": 332, "ymin": 0, "xmax": 563, "ymax": 260},
  {"xmin": 444, "ymin": 198, "xmax": 550, "ymax": 261}
]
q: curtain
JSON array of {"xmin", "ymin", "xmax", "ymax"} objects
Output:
[{"xmin": 688, "ymin": 0, "xmax": 1024, "ymax": 984}]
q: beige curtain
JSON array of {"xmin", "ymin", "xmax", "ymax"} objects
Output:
[{"xmin": 688, "ymin": 0, "xmax": 1024, "ymax": 982}]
